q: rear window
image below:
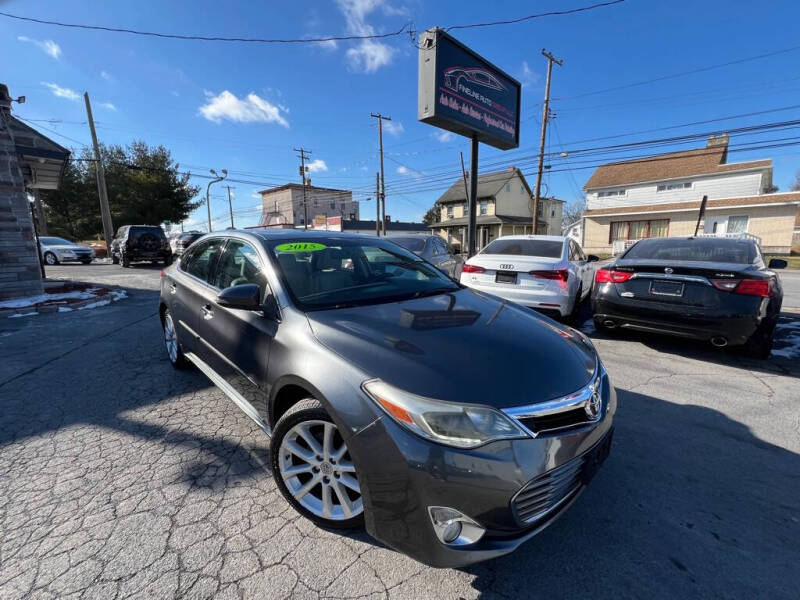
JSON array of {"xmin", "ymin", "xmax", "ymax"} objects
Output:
[
  {"xmin": 390, "ymin": 237, "xmax": 425, "ymax": 252},
  {"xmin": 129, "ymin": 226, "xmax": 166, "ymax": 240},
  {"xmin": 623, "ymin": 238, "xmax": 756, "ymax": 264},
  {"xmin": 481, "ymin": 239, "xmax": 563, "ymax": 258}
]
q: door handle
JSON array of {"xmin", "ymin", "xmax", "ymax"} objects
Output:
[
  {"xmin": 169, "ymin": 282, "xmax": 177, "ymax": 294},
  {"xmin": 201, "ymin": 304, "xmax": 214, "ymax": 320}
]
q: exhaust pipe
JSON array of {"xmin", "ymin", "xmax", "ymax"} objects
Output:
[
  {"xmin": 603, "ymin": 320, "xmax": 617, "ymax": 329},
  {"xmin": 710, "ymin": 336, "xmax": 728, "ymax": 348}
]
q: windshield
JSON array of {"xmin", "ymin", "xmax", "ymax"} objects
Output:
[
  {"xmin": 389, "ymin": 237, "xmax": 426, "ymax": 253},
  {"xmin": 481, "ymin": 239, "xmax": 563, "ymax": 258},
  {"xmin": 623, "ymin": 238, "xmax": 756, "ymax": 264},
  {"xmin": 129, "ymin": 226, "xmax": 166, "ymax": 239},
  {"xmin": 40, "ymin": 237, "xmax": 73, "ymax": 246},
  {"xmin": 266, "ymin": 237, "xmax": 459, "ymax": 310}
]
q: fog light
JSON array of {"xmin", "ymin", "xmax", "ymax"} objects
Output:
[{"xmin": 428, "ymin": 506, "xmax": 485, "ymax": 546}]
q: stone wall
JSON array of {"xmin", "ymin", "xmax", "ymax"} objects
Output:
[{"xmin": 0, "ymin": 112, "xmax": 42, "ymax": 300}]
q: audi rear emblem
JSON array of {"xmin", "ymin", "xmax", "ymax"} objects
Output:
[
  {"xmin": 499, "ymin": 264, "xmax": 515, "ymax": 270},
  {"xmin": 664, "ymin": 267, "xmax": 674, "ymax": 274}
]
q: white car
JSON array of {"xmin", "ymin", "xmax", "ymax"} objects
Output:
[
  {"xmin": 460, "ymin": 235, "xmax": 598, "ymax": 319},
  {"xmin": 38, "ymin": 236, "xmax": 95, "ymax": 265}
]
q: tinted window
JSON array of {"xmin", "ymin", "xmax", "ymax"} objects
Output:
[
  {"xmin": 129, "ymin": 226, "xmax": 166, "ymax": 240},
  {"xmin": 266, "ymin": 238, "xmax": 458, "ymax": 311},
  {"xmin": 481, "ymin": 239, "xmax": 564, "ymax": 258},
  {"xmin": 213, "ymin": 241, "xmax": 268, "ymax": 300},
  {"xmin": 181, "ymin": 238, "xmax": 226, "ymax": 283},
  {"xmin": 623, "ymin": 238, "xmax": 756, "ymax": 264},
  {"xmin": 391, "ymin": 237, "xmax": 426, "ymax": 253}
]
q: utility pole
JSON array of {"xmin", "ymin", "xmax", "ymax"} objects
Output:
[
  {"xmin": 294, "ymin": 147, "xmax": 311, "ymax": 230},
  {"xmin": 370, "ymin": 113, "xmax": 391, "ymax": 235},
  {"xmin": 84, "ymin": 92, "xmax": 114, "ymax": 251},
  {"xmin": 226, "ymin": 185, "xmax": 235, "ymax": 228},
  {"xmin": 375, "ymin": 173, "xmax": 381, "ymax": 236},
  {"xmin": 533, "ymin": 49, "xmax": 562, "ymax": 235},
  {"xmin": 32, "ymin": 189, "xmax": 47, "ymax": 236},
  {"xmin": 206, "ymin": 168, "xmax": 227, "ymax": 232}
]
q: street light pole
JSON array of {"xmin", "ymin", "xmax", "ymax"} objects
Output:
[{"xmin": 206, "ymin": 168, "xmax": 227, "ymax": 232}]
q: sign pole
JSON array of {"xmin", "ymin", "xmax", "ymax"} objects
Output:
[{"xmin": 468, "ymin": 134, "xmax": 479, "ymax": 257}]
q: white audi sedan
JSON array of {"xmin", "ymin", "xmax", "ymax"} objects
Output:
[{"xmin": 460, "ymin": 235, "xmax": 598, "ymax": 319}]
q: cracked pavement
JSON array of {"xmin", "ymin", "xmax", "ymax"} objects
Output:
[{"xmin": 1, "ymin": 264, "xmax": 798, "ymax": 599}]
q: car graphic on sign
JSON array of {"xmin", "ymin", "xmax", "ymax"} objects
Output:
[{"xmin": 443, "ymin": 66, "xmax": 506, "ymax": 93}]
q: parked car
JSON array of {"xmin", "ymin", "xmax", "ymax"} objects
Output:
[
  {"xmin": 460, "ymin": 235, "xmax": 598, "ymax": 320},
  {"xmin": 388, "ymin": 234, "xmax": 464, "ymax": 278},
  {"xmin": 591, "ymin": 236, "xmax": 786, "ymax": 357},
  {"xmin": 170, "ymin": 231, "xmax": 204, "ymax": 256},
  {"xmin": 38, "ymin": 236, "xmax": 95, "ymax": 265},
  {"xmin": 78, "ymin": 239, "xmax": 107, "ymax": 259},
  {"xmin": 110, "ymin": 225, "xmax": 172, "ymax": 267},
  {"xmin": 158, "ymin": 230, "xmax": 614, "ymax": 567}
]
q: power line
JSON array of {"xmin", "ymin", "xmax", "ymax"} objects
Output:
[
  {"xmin": 444, "ymin": 1, "xmax": 625, "ymax": 31},
  {"xmin": 554, "ymin": 43, "xmax": 800, "ymax": 101}
]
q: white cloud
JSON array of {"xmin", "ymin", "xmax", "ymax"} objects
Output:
[
  {"xmin": 306, "ymin": 159, "xmax": 328, "ymax": 173},
  {"xmin": 198, "ymin": 90, "xmax": 289, "ymax": 127},
  {"xmin": 18, "ymin": 36, "xmax": 61, "ymax": 59},
  {"xmin": 520, "ymin": 60, "xmax": 540, "ymax": 88},
  {"xmin": 434, "ymin": 131, "xmax": 454, "ymax": 143},
  {"xmin": 315, "ymin": 38, "xmax": 338, "ymax": 51},
  {"xmin": 100, "ymin": 70, "xmax": 114, "ymax": 82},
  {"xmin": 383, "ymin": 120, "xmax": 404, "ymax": 136},
  {"xmin": 99, "ymin": 102, "xmax": 116, "ymax": 111},
  {"xmin": 336, "ymin": 0, "xmax": 394, "ymax": 73},
  {"xmin": 251, "ymin": 191, "xmax": 263, "ymax": 199},
  {"xmin": 396, "ymin": 165, "xmax": 410, "ymax": 175},
  {"xmin": 41, "ymin": 82, "xmax": 80, "ymax": 101}
]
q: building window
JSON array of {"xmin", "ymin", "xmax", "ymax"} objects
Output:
[
  {"xmin": 446, "ymin": 205, "xmax": 454, "ymax": 218},
  {"xmin": 727, "ymin": 215, "xmax": 749, "ymax": 233},
  {"xmin": 657, "ymin": 182, "xmax": 692, "ymax": 192},
  {"xmin": 598, "ymin": 189, "xmax": 626, "ymax": 198},
  {"xmin": 505, "ymin": 183, "xmax": 511, "ymax": 192},
  {"xmin": 609, "ymin": 219, "xmax": 669, "ymax": 242},
  {"xmin": 551, "ymin": 208, "xmax": 555, "ymax": 218},
  {"xmin": 463, "ymin": 203, "xmax": 469, "ymax": 215},
  {"xmin": 479, "ymin": 201, "xmax": 488, "ymax": 215},
  {"xmin": 330, "ymin": 201, "xmax": 335, "ymax": 209}
]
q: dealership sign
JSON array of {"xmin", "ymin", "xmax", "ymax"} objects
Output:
[{"xmin": 418, "ymin": 28, "xmax": 521, "ymax": 150}]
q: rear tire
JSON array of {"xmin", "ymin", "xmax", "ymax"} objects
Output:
[
  {"xmin": 111, "ymin": 253, "xmax": 119, "ymax": 264},
  {"xmin": 162, "ymin": 310, "xmax": 189, "ymax": 369},
  {"xmin": 742, "ymin": 323, "xmax": 774, "ymax": 359},
  {"xmin": 44, "ymin": 252, "xmax": 58, "ymax": 266},
  {"xmin": 271, "ymin": 399, "xmax": 364, "ymax": 530},
  {"xmin": 566, "ymin": 284, "xmax": 583, "ymax": 325},
  {"xmin": 121, "ymin": 253, "xmax": 130, "ymax": 268}
]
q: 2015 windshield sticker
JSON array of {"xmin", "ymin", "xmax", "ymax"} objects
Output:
[{"xmin": 275, "ymin": 242, "xmax": 327, "ymax": 252}]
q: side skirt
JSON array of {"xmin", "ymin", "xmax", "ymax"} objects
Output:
[{"xmin": 184, "ymin": 351, "xmax": 272, "ymax": 437}]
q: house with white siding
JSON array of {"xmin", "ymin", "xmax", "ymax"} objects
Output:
[{"xmin": 581, "ymin": 134, "xmax": 800, "ymax": 255}]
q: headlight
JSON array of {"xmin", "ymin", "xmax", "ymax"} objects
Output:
[{"xmin": 363, "ymin": 380, "xmax": 528, "ymax": 449}]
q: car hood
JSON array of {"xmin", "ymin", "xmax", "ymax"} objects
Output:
[{"xmin": 306, "ymin": 288, "xmax": 597, "ymax": 409}]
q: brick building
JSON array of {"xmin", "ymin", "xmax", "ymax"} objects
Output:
[{"xmin": 0, "ymin": 84, "xmax": 69, "ymax": 299}]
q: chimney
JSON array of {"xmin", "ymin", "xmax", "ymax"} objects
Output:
[{"xmin": 706, "ymin": 133, "xmax": 729, "ymax": 149}]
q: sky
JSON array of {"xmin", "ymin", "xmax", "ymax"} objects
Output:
[{"xmin": 2, "ymin": 0, "xmax": 800, "ymax": 231}]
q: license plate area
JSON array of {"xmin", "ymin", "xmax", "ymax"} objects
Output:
[
  {"xmin": 649, "ymin": 280, "xmax": 684, "ymax": 297},
  {"xmin": 495, "ymin": 271, "xmax": 517, "ymax": 284}
]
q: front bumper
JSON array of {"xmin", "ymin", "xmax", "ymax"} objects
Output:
[{"xmin": 347, "ymin": 376, "xmax": 616, "ymax": 568}]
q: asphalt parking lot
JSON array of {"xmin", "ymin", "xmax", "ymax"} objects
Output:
[{"xmin": 1, "ymin": 263, "xmax": 798, "ymax": 599}]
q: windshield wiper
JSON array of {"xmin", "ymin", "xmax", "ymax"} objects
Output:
[{"xmin": 410, "ymin": 287, "xmax": 457, "ymax": 299}]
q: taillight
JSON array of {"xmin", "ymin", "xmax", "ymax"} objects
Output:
[
  {"xmin": 160, "ymin": 270, "xmax": 165, "ymax": 278},
  {"xmin": 712, "ymin": 278, "xmax": 771, "ymax": 297},
  {"xmin": 529, "ymin": 268, "xmax": 568, "ymax": 282},
  {"xmin": 595, "ymin": 269, "xmax": 633, "ymax": 283},
  {"xmin": 462, "ymin": 264, "xmax": 486, "ymax": 274}
]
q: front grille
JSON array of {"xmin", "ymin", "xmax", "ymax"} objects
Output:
[
  {"xmin": 511, "ymin": 457, "xmax": 585, "ymax": 524},
  {"xmin": 518, "ymin": 407, "xmax": 591, "ymax": 434}
]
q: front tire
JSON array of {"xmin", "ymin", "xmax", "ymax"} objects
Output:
[
  {"xmin": 271, "ymin": 399, "xmax": 364, "ymax": 529},
  {"xmin": 162, "ymin": 310, "xmax": 189, "ymax": 369},
  {"xmin": 111, "ymin": 252, "xmax": 119, "ymax": 264},
  {"xmin": 121, "ymin": 253, "xmax": 130, "ymax": 268},
  {"xmin": 44, "ymin": 252, "xmax": 58, "ymax": 265}
]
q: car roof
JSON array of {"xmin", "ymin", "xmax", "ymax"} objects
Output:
[{"xmin": 491, "ymin": 235, "xmax": 566, "ymax": 243}]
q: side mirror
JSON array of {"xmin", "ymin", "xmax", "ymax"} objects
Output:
[
  {"xmin": 217, "ymin": 283, "xmax": 262, "ymax": 310},
  {"xmin": 262, "ymin": 293, "xmax": 280, "ymax": 321},
  {"xmin": 587, "ymin": 255, "xmax": 600, "ymax": 263},
  {"xmin": 452, "ymin": 247, "xmax": 461, "ymax": 255},
  {"xmin": 768, "ymin": 258, "xmax": 788, "ymax": 270}
]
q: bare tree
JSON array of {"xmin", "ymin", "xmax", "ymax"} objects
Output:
[
  {"xmin": 791, "ymin": 169, "xmax": 800, "ymax": 191},
  {"xmin": 561, "ymin": 200, "xmax": 586, "ymax": 229}
]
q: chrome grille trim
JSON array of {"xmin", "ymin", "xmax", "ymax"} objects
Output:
[{"xmin": 502, "ymin": 358, "xmax": 604, "ymax": 437}]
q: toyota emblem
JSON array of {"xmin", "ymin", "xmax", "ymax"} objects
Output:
[
  {"xmin": 664, "ymin": 267, "xmax": 674, "ymax": 274},
  {"xmin": 585, "ymin": 385, "xmax": 602, "ymax": 420}
]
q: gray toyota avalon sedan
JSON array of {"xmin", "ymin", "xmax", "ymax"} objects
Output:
[{"xmin": 158, "ymin": 229, "xmax": 615, "ymax": 568}]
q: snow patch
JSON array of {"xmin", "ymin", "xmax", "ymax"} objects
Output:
[
  {"xmin": 8, "ymin": 311, "xmax": 38, "ymax": 318},
  {"xmin": 771, "ymin": 318, "xmax": 800, "ymax": 359},
  {"xmin": 0, "ymin": 290, "xmax": 94, "ymax": 309}
]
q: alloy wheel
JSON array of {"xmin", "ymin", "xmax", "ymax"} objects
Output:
[
  {"xmin": 278, "ymin": 420, "xmax": 362, "ymax": 521},
  {"xmin": 164, "ymin": 314, "xmax": 178, "ymax": 363}
]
